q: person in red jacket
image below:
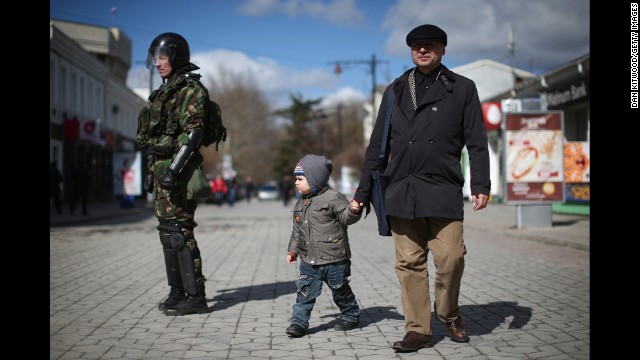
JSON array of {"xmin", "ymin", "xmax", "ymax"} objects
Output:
[
  {"xmin": 354, "ymin": 24, "xmax": 491, "ymax": 353},
  {"xmin": 211, "ymin": 174, "xmax": 227, "ymax": 206}
]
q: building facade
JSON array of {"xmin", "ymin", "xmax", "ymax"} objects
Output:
[
  {"xmin": 485, "ymin": 54, "xmax": 590, "ymax": 213},
  {"xmin": 50, "ymin": 20, "xmax": 146, "ymax": 205}
]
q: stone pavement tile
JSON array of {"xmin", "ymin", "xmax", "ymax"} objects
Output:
[
  {"xmin": 58, "ymin": 351, "xmax": 86, "ymax": 360},
  {"xmin": 51, "ymin": 201, "xmax": 589, "ymax": 359},
  {"xmin": 525, "ymin": 345, "xmax": 571, "ymax": 359},
  {"xmin": 99, "ymin": 349, "xmax": 127, "ymax": 359}
]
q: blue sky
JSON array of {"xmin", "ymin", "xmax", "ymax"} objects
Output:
[{"xmin": 50, "ymin": 0, "xmax": 589, "ymax": 109}]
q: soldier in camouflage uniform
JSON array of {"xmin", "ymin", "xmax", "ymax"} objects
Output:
[{"xmin": 136, "ymin": 32, "xmax": 209, "ymax": 316}]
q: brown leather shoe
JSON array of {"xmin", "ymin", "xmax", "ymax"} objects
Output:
[
  {"xmin": 392, "ymin": 331, "xmax": 433, "ymax": 352},
  {"xmin": 447, "ymin": 317, "xmax": 470, "ymax": 343}
]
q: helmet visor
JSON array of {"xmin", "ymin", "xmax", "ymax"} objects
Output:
[{"xmin": 146, "ymin": 46, "xmax": 176, "ymax": 69}]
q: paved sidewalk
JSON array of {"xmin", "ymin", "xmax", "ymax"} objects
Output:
[
  {"xmin": 50, "ymin": 199, "xmax": 589, "ymax": 250},
  {"xmin": 50, "ymin": 199, "xmax": 589, "ymax": 359}
]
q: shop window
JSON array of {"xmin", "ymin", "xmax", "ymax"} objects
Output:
[{"xmin": 564, "ymin": 105, "xmax": 588, "ymax": 141}]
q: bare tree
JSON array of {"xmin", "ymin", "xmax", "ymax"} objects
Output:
[
  {"xmin": 311, "ymin": 101, "xmax": 366, "ymax": 183},
  {"xmin": 198, "ymin": 66, "xmax": 368, "ymax": 186},
  {"xmin": 201, "ymin": 69, "xmax": 279, "ymax": 184}
]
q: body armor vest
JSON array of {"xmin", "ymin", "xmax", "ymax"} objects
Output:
[{"xmin": 136, "ymin": 74, "xmax": 196, "ymax": 155}]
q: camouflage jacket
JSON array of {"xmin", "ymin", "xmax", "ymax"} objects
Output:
[{"xmin": 136, "ymin": 71, "xmax": 207, "ymax": 158}]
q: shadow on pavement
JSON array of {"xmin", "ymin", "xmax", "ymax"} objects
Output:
[
  {"xmin": 207, "ymin": 280, "xmax": 532, "ymax": 340},
  {"xmin": 430, "ymin": 301, "xmax": 532, "ymax": 343},
  {"xmin": 209, "ymin": 281, "xmax": 297, "ymax": 312}
]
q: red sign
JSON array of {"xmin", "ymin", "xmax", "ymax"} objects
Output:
[
  {"xmin": 83, "ymin": 121, "xmax": 96, "ymax": 134},
  {"xmin": 481, "ymin": 102, "xmax": 502, "ymax": 131},
  {"xmin": 63, "ymin": 118, "xmax": 80, "ymax": 140}
]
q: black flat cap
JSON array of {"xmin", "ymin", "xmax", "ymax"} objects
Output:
[{"xmin": 406, "ymin": 24, "xmax": 447, "ymax": 47}]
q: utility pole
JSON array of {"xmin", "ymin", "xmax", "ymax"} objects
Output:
[
  {"xmin": 336, "ymin": 103, "xmax": 343, "ymax": 153},
  {"xmin": 507, "ymin": 24, "xmax": 517, "ymax": 96},
  {"xmin": 329, "ymin": 54, "xmax": 388, "ymax": 127}
]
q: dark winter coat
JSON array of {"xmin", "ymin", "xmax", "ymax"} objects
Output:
[{"xmin": 354, "ymin": 65, "xmax": 491, "ymax": 221}]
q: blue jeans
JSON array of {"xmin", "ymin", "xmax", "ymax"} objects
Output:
[{"xmin": 291, "ymin": 260, "xmax": 360, "ymax": 329}]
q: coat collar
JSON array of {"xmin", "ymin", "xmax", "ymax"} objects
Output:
[{"xmin": 393, "ymin": 64, "xmax": 455, "ymax": 118}]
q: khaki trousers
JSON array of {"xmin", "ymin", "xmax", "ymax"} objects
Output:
[{"xmin": 390, "ymin": 216, "xmax": 466, "ymax": 335}]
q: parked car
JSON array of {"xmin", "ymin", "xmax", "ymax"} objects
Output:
[{"xmin": 257, "ymin": 184, "xmax": 279, "ymax": 201}]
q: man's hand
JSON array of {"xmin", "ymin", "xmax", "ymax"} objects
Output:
[
  {"xmin": 160, "ymin": 170, "xmax": 178, "ymax": 191},
  {"xmin": 349, "ymin": 199, "xmax": 363, "ymax": 214},
  {"xmin": 287, "ymin": 251, "xmax": 298, "ymax": 264},
  {"xmin": 471, "ymin": 194, "xmax": 489, "ymax": 211}
]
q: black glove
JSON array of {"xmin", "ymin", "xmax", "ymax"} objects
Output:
[
  {"xmin": 144, "ymin": 145, "xmax": 155, "ymax": 157},
  {"xmin": 160, "ymin": 170, "xmax": 178, "ymax": 191},
  {"xmin": 144, "ymin": 173, "xmax": 154, "ymax": 193}
]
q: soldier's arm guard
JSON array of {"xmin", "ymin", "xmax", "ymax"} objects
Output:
[{"xmin": 159, "ymin": 129, "xmax": 204, "ymax": 190}]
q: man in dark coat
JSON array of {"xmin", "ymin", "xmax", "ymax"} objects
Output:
[{"xmin": 354, "ymin": 24, "xmax": 491, "ymax": 353}]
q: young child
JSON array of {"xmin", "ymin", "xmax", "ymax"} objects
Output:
[{"xmin": 285, "ymin": 154, "xmax": 363, "ymax": 338}]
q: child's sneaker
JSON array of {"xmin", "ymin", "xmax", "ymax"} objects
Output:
[
  {"xmin": 334, "ymin": 319, "xmax": 359, "ymax": 331},
  {"xmin": 286, "ymin": 324, "xmax": 306, "ymax": 337}
]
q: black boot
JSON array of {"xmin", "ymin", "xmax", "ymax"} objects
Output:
[
  {"xmin": 158, "ymin": 286, "xmax": 186, "ymax": 311},
  {"xmin": 163, "ymin": 283, "xmax": 208, "ymax": 316}
]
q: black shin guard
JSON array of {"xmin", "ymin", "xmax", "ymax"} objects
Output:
[
  {"xmin": 159, "ymin": 231, "xmax": 183, "ymax": 289},
  {"xmin": 158, "ymin": 223, "xmax": 206, "ymax": 297}
]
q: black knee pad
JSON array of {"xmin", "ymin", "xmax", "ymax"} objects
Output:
[{"xmin": 169, "ymin": 231, "xmax": 186, "ymax": 251}]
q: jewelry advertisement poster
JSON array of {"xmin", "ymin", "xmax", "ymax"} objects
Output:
[
  {"xmin": 563, "ymin": 142, "xmax": 590, "ymax": 202},
  {"xmin": 504, "ymin": 111, "xmax": 564, "ymax": 202}
]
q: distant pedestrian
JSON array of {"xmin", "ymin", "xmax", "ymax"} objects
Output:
[
  {"xmin": 285, "ymin": 154, "xmax": 363, "ymax": 338},
  {"xmin": 226, "ymin": 177, "xmax": 238, "ymax": 207},
  {"xmin": 211, "ymin": 174, "xmax": 227, "ymax": 206},
  {"xmin": 50, "ymin": 161, "xmax": 63, "ymax": 214},
  {"xmin": 281, "ymin": 174, "xmax": 293, "ymax": 206},
  {"xmin": 244, "ymin": 176, "xmax": 255, "ymax": 203},
  {"xmin": 70, "ymin": 163, "xmax": 91, "ymax": 216}
]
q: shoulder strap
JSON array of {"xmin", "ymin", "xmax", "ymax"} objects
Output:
[{"xmin": 378, "ymin": 90, "xmax": 395, "ymax": 159}]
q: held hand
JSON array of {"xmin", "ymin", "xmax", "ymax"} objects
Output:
[
  {"xmin": 471, "ymin": 194, "xmax": 489, "ymax": 211},
  {"xmin": 144, "ymin": 173, "xmax": 154, "ymax": 193},
  {"xmin": 159, "ymin": 170, "xmax": 178, "ymax": 191},
  {"xmin": 287, "ymin": 252, "xmax": 298, "ymax": 264},
  {"xmin": 349, "ymin": 199, "xmax": 362, "ymax": 213}
]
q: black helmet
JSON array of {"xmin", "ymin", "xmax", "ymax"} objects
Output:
[{"xmin": 146, "ymin": 32, "xmax": 191, "ymax": 70}]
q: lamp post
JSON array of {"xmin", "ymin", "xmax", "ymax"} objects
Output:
[{"xmin": 329, "ymin": 54, "xmax": 388, "ymax": 127}]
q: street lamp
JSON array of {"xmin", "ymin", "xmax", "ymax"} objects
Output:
[{"xmin": 330, "ymin": 54, "xmax": 388, "ymax": 127}]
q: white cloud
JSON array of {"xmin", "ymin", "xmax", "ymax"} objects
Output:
[
  {"xmin": 128, "ymin": 49, "xmax": 347, "ymax": 109},
  {"xmin": 382, "ymin": 0, "xmax": 589, "ymax": 73},
  {"xmin": 320, "ymin": 87, "xmax": 366, "ymax": 109},
  {"xmin": 192, "ymin": 49, "xmax": 338, "ymax": 95}
]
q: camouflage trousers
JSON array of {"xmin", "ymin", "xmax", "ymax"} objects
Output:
[
  {"xmin": 153, "ymin": 158, "xmax": 206, "ymax": 290},
  {"xmin": 152, "ymin": 158, "xmax": 198, "ymax": 229}
]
